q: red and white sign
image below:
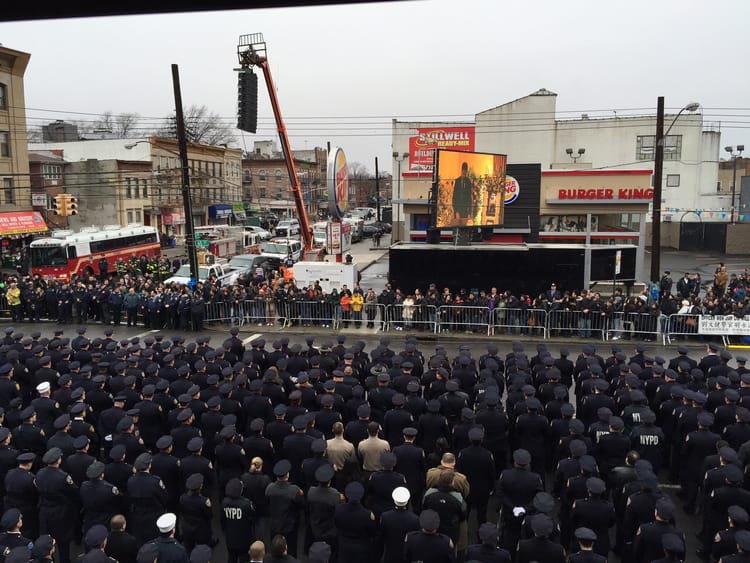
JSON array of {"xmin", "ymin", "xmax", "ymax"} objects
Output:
[
  {"xmin": 162, "ymin": 212, "xmax": 185, "ymax": 225},
  {"xmin": 408, "ymin": 127, "xmax": 475, "ymax": 172},
  {"xmin": 327, "ymin": 221, "xmax": 352, "ymax": 255},
  {"xmin": 0, "ymin": 211, "xmax": 48, "ymax": 235}
]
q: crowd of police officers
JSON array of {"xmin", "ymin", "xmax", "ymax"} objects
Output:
[{"xmin": 0, "ymin": 323, "xmax": 749, "ymax": 563}]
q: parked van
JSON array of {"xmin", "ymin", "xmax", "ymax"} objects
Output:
[
  {"xmin": 343, "ymin": 217, "xmax": 363, "ymax": 243},
  {"xmin": 312, "ymin": 221, "xmax": 328, "ymax": 249},
  {"xmin": 260, "ymin": 238, "xmax": 303, "ymax": 262}
]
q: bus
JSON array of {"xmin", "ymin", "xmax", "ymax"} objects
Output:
[{"xmin": 29, "ymin": 225, "xmax": 161, "ymax": 280}]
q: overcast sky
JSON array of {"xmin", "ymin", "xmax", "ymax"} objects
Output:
[{"xmin": 2, "ymin": 0, "xmax": 748, "ymax": 173}]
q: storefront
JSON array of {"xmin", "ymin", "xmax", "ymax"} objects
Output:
[
  {"xmin": 0, "ymin": 211, "xmax": 49, "ymax": 269},
  {"xmin": 162, "ymin": 210, "xmax": 185, "ymax": 237},
  {"xmin": 540, "ymin": 169, "xmax": 652, "ymax": 283},
  {"xmin": 231, "ymin": 203, "xmax": 246, "ymax": 223},
  {"xmin": 208, "ymin": 204, "xmax": 232, "ymax": 225}
]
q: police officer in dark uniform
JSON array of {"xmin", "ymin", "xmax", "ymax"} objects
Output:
[
  {"xmin": 12, "ymin": 407, "xmax": 46, "ymax": 457},
  {"xmin": 569, "ymin": 526, "xmax": 607, "ymax": 563},
  {"xmin": 0, "ymin": 508, "xmax": 32, "ymax": 563},
  {"xmin": 494, "ymin": 448, "xmax": 543, "ymax": 553},
  {"xmin": 304, "ymin": 464, "xmax": 341, "ymax": 556},
  {"xmin": 79, "ymin": 460, "xmax": 124, "ymax": 536},
  {"xmin": 333, "ymin": 481, "xmax": 377, "ymax": 563},
  {"xmin": 220, "ymin": 478, "xmax": 255, "ymax": 563},
  {"xmin": 632, "ymin": 497, "xmax": 683, "ymax": 563},
  {"xmin": 403, "ymin": 509, "xmax": 455, "ymax": 563},
  {"xmin": 126, "ymin": 452, "xmax": 168, "ymax": 545},
  {"xmin": 178, "ymin": 473, "xmax": 214, "ymax": 553},
  {"xmin": 266, "ymin": 460, "xmax": 305, "ymax": 558},
  {"xmin": 379, "ymin": 486, "xmax": 419, "ymax": 563},
  {"xmin": 3, "ymin": 452, "xmax": 38, "ymax": 540},
  {"xmin": 456, "ymin": 427, "xmax": 496, "ymax": 527},
  {"xmin": 36, "ymin": 447, "xmax": 81, "ymax": 563}
]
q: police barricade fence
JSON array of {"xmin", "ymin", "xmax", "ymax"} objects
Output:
[
  {"xmin": 664, "ymin": 313, "xmax": 702, "ymax": 345},
  {"xmin": 384, "ymin": 304, "xmax": 439, "ymax": 333},
  {"xmin": 435, "ymin": 305, "xmax": 491, "ymax": 335},
  {"xmin": 277, "ymin": 300, "xmax": 342, "ymax": 330},
  {"xmin": 546, "ymin": 309, "xmax": 609, "ymax": 341},
  {"xmin": 605, "ymin": 312, "xmax": 661, "ymax": 343},
  {"xmin": 491, "ymin": 307, "xmax": 547, "ymax": 338}
]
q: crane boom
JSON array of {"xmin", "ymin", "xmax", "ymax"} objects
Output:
[{"xmin": 237, "ymin": 34, "xmax": 313, "ymax": 253}]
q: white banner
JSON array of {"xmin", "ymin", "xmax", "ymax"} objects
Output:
[{"xmin": 699, "ymin": 315, "xmax": 750, "ymax": 335}]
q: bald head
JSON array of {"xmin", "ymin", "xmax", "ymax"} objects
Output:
[{"xmin": 248, "ymin": 541, "xmax": 265, "ymax": 560}]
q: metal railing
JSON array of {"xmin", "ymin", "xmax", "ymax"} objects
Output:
[
  {"xmin": 384, "ymin": 304, "xmax": 439, "ymax": 333},
  {"xmin": 605, "ymin": 312, "xmax": 661, "ymax": 343},
  {"xmin": 547, "ymin": 310, "xmax": 609, "ymax": 340},
  {"xmin": 663, "ymin": 313, "xmax": 702, "ymax": 345},
  {"xmin": 491, "ymin": 307, "xmax": 548, "ymax": 338}
]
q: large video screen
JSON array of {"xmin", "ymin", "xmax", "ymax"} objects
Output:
[{"xmin": 435, "ymin": 149, "xmax": 507, "ymax": 228}]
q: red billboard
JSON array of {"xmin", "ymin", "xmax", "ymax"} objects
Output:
[
  {"xmin": 435, "ymin": 149, "xmax": 507, "ymax": 228},
  {"xmin": 408, "ymin": 126, "xmax": 475, "ymax": 172}
]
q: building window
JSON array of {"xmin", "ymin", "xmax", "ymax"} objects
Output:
[
  {"xmin": 135, "ymin": 210, "xmax": 142, "ymax": 222},
  {"xmin": 243, "ymin": 170, "xmax": 252, "ymax": 183},
  {"xmin": 0, "ymin": 132, "xmax": 9, "ymax": 158},
  {"xmin": 127, "ymin": 209, "xmax": 134, "ymax": 224},
  {"xmin": 259, "ymin": 169, "xmax": 266, "ymax": 181},
  {"xmin": 0, "ymin": 84, "xmax": 6, "ymax": 110},
  {"xmin": 142, "ymin": 180, "xmax": 148, "ymax": 198},
  {"xmin": 125, "ymin": 178, "xmax": 132, "ymax": 198},
  {"xmin": 259, "ymin": 187, "xmax": 266, "ymax": 198},
  {"xmin": 636, "ymin": 135, "xmax": 682, "ymax": 161},
  {"xmin": 43, "ymin": 164, "xmax": 62, "ymax": 180},
  {"xmin": 666, "ymin": 174, "xmax": 680, "ymax": 187},
  {"xmin": 133, "ymin": 178, "xmax": 140, "ymax": 199},
  {"xmin": 275, "ymin": 169, "xmax": 282, "ymax": 183},
  {"xmin": 2, "ymin": 178, "xmax": 13, "ymax": 204}
]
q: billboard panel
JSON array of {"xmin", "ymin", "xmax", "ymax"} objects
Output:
[
  {"xmin": 435, "ymin": 149, "xmax": 507, "ymax": 228},
  {"xmin": 408, "ymin": 127, "xmax": 475, "ymax": 172}
]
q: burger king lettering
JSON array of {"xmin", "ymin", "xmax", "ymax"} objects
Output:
[{"xmin": 557, "ymin": 188, "xmax": 654, "ymax": 200}]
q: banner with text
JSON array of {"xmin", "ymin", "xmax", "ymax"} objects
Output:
[
  {"xmin": 699, "ymin": 315, "xmax": 750, "ymax": 335},
  {"xmin": 408, "ymin": 127, "xmax": 475, "ymax": 172}
]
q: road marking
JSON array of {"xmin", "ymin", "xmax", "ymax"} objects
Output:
[
  {"xmin": 243, "ymin": 333, "xmax": 262, "ymax": 345},
  {"xmin": 134, "ymin": 329, "xmax": 160, "ymax": 338}
]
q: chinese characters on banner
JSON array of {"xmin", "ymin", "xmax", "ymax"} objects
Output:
[{"xmin": 699, "ymin": 315, "xmax": 750, "ymax": 335}]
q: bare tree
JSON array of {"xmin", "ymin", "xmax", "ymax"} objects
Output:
[
  {"xmin": 347, "ymin": 161, "xmax": 371, "ymax": 179},
  {"xmin": 156, "ymin": 104, "xmax": 236, "ymax": 146},
  {"xmin": 92, "ymin": 112, "xmax": 141, "ymax": 137}
]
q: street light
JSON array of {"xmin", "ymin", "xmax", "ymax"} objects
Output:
[
  {"xmin": 650, "ymin": 99, "xmax": 700, "ymax": 283},
  {"xmin": 393, "ymin": 151, "xmax": 408, "ymax": 241},
  {"xmin": 725, "ymin": 145, "xmax": 745, "ymax": 224},
  {"xmin": 566, "ymin": 148, "xmax": 585, "ymax": 163}
]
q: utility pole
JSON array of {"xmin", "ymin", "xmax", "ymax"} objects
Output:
[
  {"xmin": 375, "ymin": 156, "xmax": 380, "ymax": 223},
  {"xmin": 650, "ymin": 96, "xmax": 665, "ymax": 284},
  {"xmin": 172, "ymin": 64, "xmax": 199, "ymax": 288}
]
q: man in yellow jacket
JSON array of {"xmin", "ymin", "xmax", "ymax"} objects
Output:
[
  {"xmin": 6, "ymin": 281, "xmax": 22, "ymax": 322},
  {"xmin": 351, "ymin": 290, "xmax": 364, "ymax": 328}
]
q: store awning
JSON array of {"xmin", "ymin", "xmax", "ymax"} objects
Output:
[
  {"xmin": 0, "ymin": 211, "xmax": 48, "ymax": 236},
  {"xmin": 208, "ymin": 204, "xmax": 232, "ymax": 219}
]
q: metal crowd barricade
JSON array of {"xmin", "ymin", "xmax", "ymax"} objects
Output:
[
  {"xmin": 204, "ymin": 301, "xmax": 235, "ymax": 326},
  {"xmin": 278, "ymin": 300, "xmax": 340, "ymax": 329},
  {"xmin": 605, "ymin": 312, "xmax": 661, "ymax": 343},
  {"xmin": 385, "ymin": 304, "xmax": 439, "ymax": 333},
  {"xmin": 664, "ymin": 313, "xmax": 701, "ymax": 345},
  {"xmin": 490, "ymin": 307, "xmax": 547, "ymax": 338},
  {"xmin": 436, "ymin": 305, "xmax": 491, "ymax": 335},
  {"xmin": 546, "ymin": 309, "xmax": 608, "ymax": 340},
  {"xmin": 364, "ymin": 303, "xmax": 388, "ymax": 332}
]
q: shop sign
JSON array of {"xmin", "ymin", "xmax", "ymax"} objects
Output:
[
  {"xmin": 557, "ymin": 188, "xmax": 654, "ymax": 200},
  {"xmin": 163, "ymin": 212, "xmax": 185, "ymax": 225},
  {"xmin": 408, "ymin": 127, "xmax": 475, "ymax": 172},
  {"xmin": 504, "ymin": 176, "xmax": 519, "ymax": 204}
]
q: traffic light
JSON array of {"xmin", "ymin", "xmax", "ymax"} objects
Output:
[
  {"xmin": 52, "ymin": 194, "xmax": 66, "ymax": 216},
  {"xmin": 237, "ymin": 68, "xmax": 258, "ymax": 133},
  {"xmin": 66, "ymin": 195, "xmax": 78, "ymax": 216}
]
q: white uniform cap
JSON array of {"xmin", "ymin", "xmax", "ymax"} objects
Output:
[
  {"xmin": 156, "ymin": 513, "xmax": 177, "ymax": 533},
  {"xmin": 392, "ymin": 486, "xmax": 410, "ymax": 507},
  {"xmin": 36, "ymin": 382, "xmax": 50, "ymax": 394}
]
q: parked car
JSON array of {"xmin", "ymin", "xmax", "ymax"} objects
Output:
[
  {"xmin": 274, "ymin": 219, "xmax": 300, "ymax": 238},
  {"xmin": 362, "ymin": 224, "xmax": 379, "ymax": 238},
  {"xmin": 244, "ymin": 225, "xmax": 272, "ymax": 240}
]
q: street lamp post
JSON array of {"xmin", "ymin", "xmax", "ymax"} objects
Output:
[
  {"xmin": 565, "ymin": 148, "xmax": 586, "ymax": 163},
  {"xmin": 392, "ymin": 151, "xmax": 408, "ymax": 241},
  {"xmin": 650, "ymin": 98, "xmax": 700, "ymax": 283},
  {"xmin": 725, "ymin": 145, "xmax": 745, "ymax": 223}
]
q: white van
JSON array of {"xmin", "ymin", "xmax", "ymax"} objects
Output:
[
  {"xmin": 312, "ymin": 221, "xmax": 328, "ymax": 249},
  {"xmin": 260, "ymin": 238, "xmax": 303, "ymax": 262}
]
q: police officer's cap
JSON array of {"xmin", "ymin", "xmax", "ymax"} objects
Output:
[
  {"xmin": 560, "ymin": 403, "xmax": 575, "ymax": 416},
  {"xmin": 709, "ymin": 342, "xmax": 720, "ymax": 352},
  {"xmin": 655, "ymin": 497, "xmax": 676, "ymax": 520},
  {"xmin": 155, "ymin": 435, "xmax": 173, "ymax": 450},
  {"xmin": 485, "ymin": 392, "xmax": 500, "ymax": 406},
  {"xmin": 569, "ymin": 419, "xmax": 585, "ymax": 435},
  {"xmin": 156, "ymin": 513, "xmax": 177, "ymax": 534},
  {"xmin": 307, "ymin": 542, "xmax": 331, "ymax": 563},
  {"xmin": 738, "ymin": 356, "xmax": 748, "ymax": 364},
  {"xmin": 728, "ymin": 505, "xmax": 750, "ymax": 526},
  {"xmin": 186, "ymin": 437, "xmax": 203, "ymax": 453},
  {"xmin": 186, "ymin": 473, "xmax": 204, "ymax": 491},
  {"xmin": 402, "ymin": 427, "xmax": 418, "ymax": 438},
  {"xmin": 569, "ymin": 439, "xmax": 587, "ymax": 457},
  {"xmin": 188, "ymin": 545, "xmax": 211, "ymax": 563},
  {"xmin": 586, "ymin": 477, "xmax": 606, "ymax": 495},
  {"xmin": 392, "ymin": 486, "xmax": 410, "ymax": 507},
  {"xmin": 357, "ymin": 404, "xmax": 372, "ymax": 418},
  {"xmin": 206, "ymin": 395, "xmax": 221, "ymax": 409},
  {"xmin": 177, "ymin": 408, "xmax": 194, "ymax": 422},
  {"xmin": 609, "ymin": 416, "xmax": 625, "ymax": 431},
  {"xmin": 641, "ymin": 410, "xmax": 657, "ymax": 424},
  {"xmin": 0, "ymin": 428, "xmax": 9, "ymax": 443},
  {"xmin": 315, "ymin": 464, "xmax": 335, "ymax": 484},
  {"xmin": 580, "ymin": 455, "xmax": 598, "ymax": 473},
  {"xmin": 86, "ymin": 461, "xmax": 105, "ymax": 479},
  {"xmin": 345, "ymin": 481, "xmax": 365, "ymax": 502},
  {"xmin": 468, "ymin": 427, "xmax": 484, "ymax": 442},
  {"xmin": 116, "ymin": 416, "xmax": 134, "ymax": 432},
  {"xmin": 574, "ymin": 527, "xmax": 597, "ymax": 542},
  {"xmin": 532, "ymin": 491, "xmax": 555, "ymax": 514},
  {"xmin": 85, "ymin": 525, "xmax": 109, "ymax": 548},
  {"xmin": 513, "ymin": 448, "xmax": 531, "ymax": 466},
  {"xmin": 31, "ymin": 535, "xmax": 55, "ymax": 558},
  {"xmin": 418, "ymin": 508, "xmax": 440, "ymax": 531},
  {"xmin": 273, "ymin": 404, "xmax": 287, "ymax": 417},
  {"xmin": 73, "ymin": 435, "xmax": 89, "ymax": 450},
  {"xmin": 273, "ymin": 459, "xmax": 291, "ymax": 477},
  {"xmin": 697, "ymin": 411, "xmax": 714, "ymax": 427},
  {"xmin": 134, "ymin": 453, "xmax": 153, "ymax": 471},
  {"xmin": 53, "ymin": 414, "xmax": 70, "ymax": 430},
  {"xmin": 109, "ymin": 444, "xmax": 126, "ymax": 460},
  {"xmin": 0, "ymin": 508, "xmax": 21, "ymax": 530},
  {"xmin": 308, "ymin": 439, "xmax": 325, "ymax": 455},
  {"xmin": 16, "ymin": 452, "xmax": 34, "ymax": 464},
  {"xmin": 19, "ymin": 406, "xmax": 35, "ymax": 420},
  {"xmin": 380, "ymin": 452, "xmax": 397, "ymax": 470},
  {"xmin": 42, "ymin": 447, "xmax": 62, "ymax": 465}
]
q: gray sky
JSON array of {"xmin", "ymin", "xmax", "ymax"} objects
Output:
[{"xmin": 2, "ymin": 0, "xmax": 748, "ymax": 173}]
